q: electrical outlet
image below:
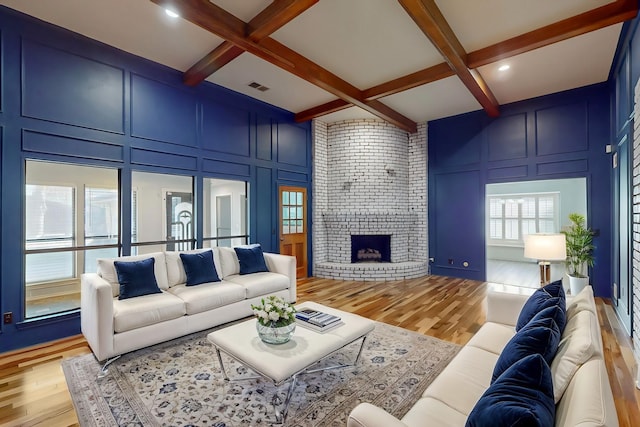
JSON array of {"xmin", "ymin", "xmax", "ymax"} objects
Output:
[{"xmin": 3, "ymin": 312, "xmax": 12, "ymax": 324}]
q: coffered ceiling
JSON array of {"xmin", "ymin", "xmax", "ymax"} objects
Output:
[{"xmin": 0, "ymin": 0, "xmax": 635, "ymax": 132}]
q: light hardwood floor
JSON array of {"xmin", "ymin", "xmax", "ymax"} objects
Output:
[{"xmin": 1, "ymin": 275, "xmax": 638, "ymax": 426}]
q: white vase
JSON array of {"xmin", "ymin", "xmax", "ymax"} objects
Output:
[{"xmin": 568, "ymin": 275, "xmax": 589, "ymax": 296}]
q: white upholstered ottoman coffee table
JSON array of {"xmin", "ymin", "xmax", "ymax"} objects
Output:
[{"xmin": 207, "ymin": 301, "xmax": 375, "ymax": 423}]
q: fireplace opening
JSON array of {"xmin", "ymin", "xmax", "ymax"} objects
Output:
[{"xmin": 351, "ymin": 235, "xmax": 391, "ymax": 263}]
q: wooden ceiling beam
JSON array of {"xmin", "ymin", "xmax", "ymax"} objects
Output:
[
  {"xmin": 152, "ymin": 0, "xmax": 418, "ymax": 133},
  {"xmin": 295, "ymin": 0, "xmax": 637, "ymax": 122},
  {"xmin": 295, "ymin": 62, "xmax": 454, "ymax": 122},
  {"xmin": 468, "ymin": 0, "xmax": 638, "ymax": 69},
  {"xmin": 183, "ymin": 0, "xmax": 318, "ymax": 86},
  {"xmin": 398, "ymin": 0, "xmax": 500, "ymax": 117}
]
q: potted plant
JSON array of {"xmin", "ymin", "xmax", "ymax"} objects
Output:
[{"xmin": 561, "ymin": 213, "xmax": 595, "ymax": 295}]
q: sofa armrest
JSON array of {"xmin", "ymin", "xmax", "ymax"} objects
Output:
[
  {"xmin": 485, "ymin": 290, "xmax": 530, "ymax": 327},
  {"xmin": 348, "ymin": 403, "xmax": 408, "ymax": 427},
  {"xmin": 263, "ymin": 252, "xmax": 297, "ymax": 302},
  {"xmin": 81, "ymin": 273, "xmax": 115, "ymax": 361}
]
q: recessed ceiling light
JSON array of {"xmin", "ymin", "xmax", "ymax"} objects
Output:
[
  {"xmin": 498, "ymin": 64, "xmax": 510, "ymax": 72},
  {"xmin": 165, "ymin": 9, "xmax": 179, "ymax": 18}
]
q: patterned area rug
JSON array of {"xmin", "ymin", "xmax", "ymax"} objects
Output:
[{"xmin": 63, "ymin": 321, "xmax": 460, "ymax": 426}]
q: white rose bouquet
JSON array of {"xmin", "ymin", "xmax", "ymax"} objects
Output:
[{"xmin": 251, "ymin": 295, "xmax": 297, "ymax": 327}]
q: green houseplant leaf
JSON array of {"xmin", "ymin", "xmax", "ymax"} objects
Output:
[{"xmin": 561, "ymin": 213, "xmax": 595, "ymax": 278}]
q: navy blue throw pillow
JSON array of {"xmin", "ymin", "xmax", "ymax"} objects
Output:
[
  {"xmin": 542, "ymin": 279, "xmax": 565, "ymax": 300},
  {"xmin": 467, "ymin": 354, "xmax": 555, "ymax": 427},
  {"xmin": 529, "ymin": 303, "xmax": 567, "ymax": 336},
  {"xmin": 115, "ymin": 257, "xmax": 162, "ymax": 300},
  {"xmin": 234, "ymin": 244, "xmax": 269, "ymax": 275},
  {"xmin": 516, "ymin": 280, "xmax": 566, "ymax": 331},
  {"xmin": 492, "ymin": 316, "xmax": 560, "ymax": 383},
  {"xmin": 180, "ymin": 250, "xmax": 220, "ymax": 286}
]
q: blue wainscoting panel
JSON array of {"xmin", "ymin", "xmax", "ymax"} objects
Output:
[
  {"xmin": 430, "ymin": 170, "xmax": 484, "ymax": 280},
  {"xmin": 22, "ymin": 40, "xmax": 124, "ymax": 133},
  {"xmin": 430, "ymin": 112, "xmax": 484, "ymax": 167},
  {"xmin": 535, "ymin": 102, "xmax": 588, "ymax": 156},
  {"xmin": 130, "ymin": 74, "xmax": 197, "ymax": 146},
  {"xmin": 255, "ymin": 167, "xmax": 274, "ymax": 252},
  {"xmin": 487, "ymin": 165, "xmax": 528, "ymax": 181},
  {"xmin": 537, "ymin": 159, "xmax": 589, "ymax": 176},
  {"xmin": 202, "ymin": 100, "xmax": 250, "ymax": 156},
  {"xmin": 277, "ymin": 123, "xmax": 308, "ymax": 167},
  {"xmin": 256, "ymin": 115, "xmax": 273, "ymax": 161},
  {"xmin": 202, "ymin": 158, "xmax": 250, "ymax": 177},
  {"xmin": 130, "ymin": 147, "xmax": 197, "ymax": 170},
  {"xmin": 487, "ymin": 113, "xmax": 527, "ymax": 161},
  {"xmin": 22, "ymin": 130, "xmax": 124, "ymax": 162},
  {"xmin": 278, "ymin": 169, "xmax": 308, "ymax": 182}
]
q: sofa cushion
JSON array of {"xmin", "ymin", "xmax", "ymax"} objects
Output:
[
  {"xmin": 98, "ymin": 251, "xmax": 169, "ymax": 297},
  {"xmin": 467, "ymin": 354, "xmax": 555, "ymax": 427},
  {"xmin": 465, "ymin": 322, "xmax": 515, "ymax": 355},
  {"xmin": 223, "ymin": 272, "xmax": 290, "ymax": 298},
  {"xmin": 165, "ymin": 248, "xmax": 222, "ymax": 287},
  {"xmin": 555, "ymin": 359, "xmax": 617, "ymax": 427},
  {"xmin": 402, "ymin": 397, "xmax": 467, "ymax": 427},
  {"xmin": 113, "ymin": 291, "xmax": 186, "ymax": 333},
  {"xmin": 566, "ymin": 285, "xmax": 596, "ymax": 320},
  {"xmin": 491, "ymin": 316, "xmax": 560, "ymax": 382},
  {"xmin": 422, "ymin": 346, "xmax": 499, "ymax": 416},
  {"xmin": 550, "ymin": 309, "xmax": 598, "ymax": 403},
  {"xmin": 516, "ymin": 280, "xmax": 566, "ymax": 331},
  {"xmin": 234, "ymin": 244, "xmax": 269, "ymax": 274},
  {"xmin": 218, "ymin": 247, "xmax": 240, "ymax": 278},
  {"xmin": 168, "ymin": 281, "xmax": 245, "ymax": 315},
  {"xmin": 180, "ymin": 250, "xmax": 221, "ymax": 286},
  {"xmin": 114, "ymin": 258, "xmax": 162, "ymax": 300}
]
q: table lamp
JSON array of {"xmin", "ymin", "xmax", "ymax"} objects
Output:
[{"xmin": 524, "ymin": 233, "xmax": 567, "ymax": 286}]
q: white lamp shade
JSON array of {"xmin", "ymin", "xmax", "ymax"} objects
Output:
[{"xmin": 524, "ymin": 233, "xmax": 567, "ymax": 261}]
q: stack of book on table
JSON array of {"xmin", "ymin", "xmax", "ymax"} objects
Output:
[{"xmin": 295, "ymin": 308, "xmax": 344, "ymax": 333}]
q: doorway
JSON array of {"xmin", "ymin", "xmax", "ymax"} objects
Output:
[
  {"xmin": 216, "ymin": 195, "xmax": 232, "ymax": 247},
  {"xmin": 613, "ymin": 136, "xmax": 632, "ymax": 332},
  {"xmin": 164, "ymin": 191, "xmax": 192, "ymax": 251},
  {"xmin": 279, "ymin": 186, "xmax": 307, "ymax": 278},
  {"xmin": 485, "ymin": 178, "xmax": 587, "ymax": 289}
]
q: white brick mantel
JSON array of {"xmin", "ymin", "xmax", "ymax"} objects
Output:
[{"xmin": 312, "ymin": 119, "xmax": 428, "ymax": 281}]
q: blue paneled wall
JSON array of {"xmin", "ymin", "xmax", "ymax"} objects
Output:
[
  {"xmin": 428, "ymin": 84, "xmax": 612, "ymax": 297},
  {"xmin": 0, "ymin": 7, "xmax": 311, "ymax": 352}
]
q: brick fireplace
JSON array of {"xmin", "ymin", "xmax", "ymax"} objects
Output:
[{"xmin": 312, "ymin": 119, "xmax": 428, "ymax": 281}]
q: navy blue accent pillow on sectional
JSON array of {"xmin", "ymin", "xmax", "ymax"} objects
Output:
[
  {"xmin": 516, "ymin": 279, "xmax": 566, "ymax": 331},
  {"xmin": 114, "ymin": 257, "xmax": 162, "ymax": 300},
  {"xmin": 492, "ymin": 316, "xmax": 561, "ymax": 382},
  {"xmin": 180, "ymin": 250, "xmax": 221, "ymax": 286},
  {"xmin": 234, "ymin": 244, "xmax": 269, "ymax": 275},
  {"xmin": 466, "ymin": 354, "xmax": 555, "ymax": 427}
]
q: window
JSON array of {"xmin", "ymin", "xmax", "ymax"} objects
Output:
[
  {"xmin": 131, "ymin": 171, "xmax": 194, "ymax": 254},
  {"xmin": 25, "ymin": 161, "xmax": 119, "ymax": 318},
  {"xmin": 487, "ymin": 193, "xmax": 559, "ymax": 246},
  {"xmin": 282, "ymin": 190, "xmax": 304, "ymax": 235},
  {"xmin": 203, "ymin": 178, "xmax": 248, "ymax": 248}
]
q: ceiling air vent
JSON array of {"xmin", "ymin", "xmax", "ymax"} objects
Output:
[{"xmin": 248, "ymin": 81, "xmax": 270, "ymax": 92}]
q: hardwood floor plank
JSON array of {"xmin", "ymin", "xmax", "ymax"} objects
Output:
[{"xmin": 0, "ymin": 275, "xmax": 637, "ymax": 426}]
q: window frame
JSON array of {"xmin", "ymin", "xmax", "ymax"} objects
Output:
[{"xmin": 486, "ymin": 192, "xmax": 560, "ymax": 247}]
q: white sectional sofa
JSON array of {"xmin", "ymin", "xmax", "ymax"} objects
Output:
[
  {"xmin": 80, "ymin": 246, "xmax": 296, "ymax": 372},
  {"xmin": 348, "ymin": 284, "xmax": 618, "ymax": 427}
]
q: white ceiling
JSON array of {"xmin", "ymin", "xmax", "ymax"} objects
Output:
[{"xmin": 0, "ymin": 0, "xmax": 625, "ymax": 126}]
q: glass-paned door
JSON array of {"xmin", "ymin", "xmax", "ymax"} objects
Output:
[{"xmin": 279, "ymin": 186, "xmax": 307, "ymax": 278}]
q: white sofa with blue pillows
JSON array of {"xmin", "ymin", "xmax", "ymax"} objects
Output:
[
  {"xmin": 348, "ymin": 282, "xmax": 619, "ymax": 427},
  {"xmin": 80, "ymin": 245, "xmax": 296, "ymax": 368}
]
